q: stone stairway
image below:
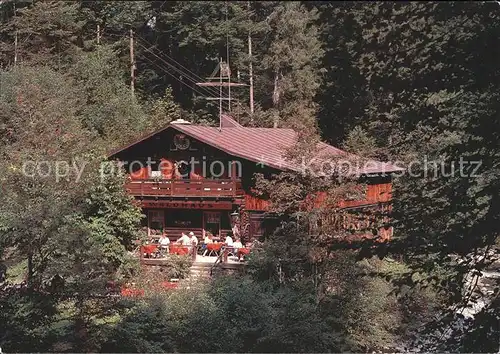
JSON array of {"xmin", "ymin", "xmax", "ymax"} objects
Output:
[
  {"xmin": 176, "ymin": 260, "xmax": 246, "ymax": 289},
  {"xmin": 189, "ymin": 262, "xmax": 213, "ymax": 279},
  {"xmin": 179, "ymin": 262, "xmax": 214, "ymax": 288}
]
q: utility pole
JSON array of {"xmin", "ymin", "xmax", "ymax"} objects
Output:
[
  {"xmin": 226, "ymin": 1, "xmax": 231, "ymax": 112},
  {"xmin": 129, "ymin": 29, "xmax": 135, "ymax": 96},
  {"xmin": 248, "ymin": 32, "xmax": 254, "ymax": 115},
  {"xmin": 248, "ymin": 1, "xmax": 254, "ymax": 116},
  {"xmin": 97, "ymin": 24, "xmax": 101, "ymax": 45},
  {"xmin": 219, "ymin": 57, "xmax": 223, "ymax": 131},
  {"xmin": 196, "ymin": 60, "xmax": 247, "ymax": 124}
]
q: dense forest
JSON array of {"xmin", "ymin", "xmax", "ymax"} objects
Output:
[{"xmin": 0, "ymin": 1, "xmax": 499, "ymax": 352}]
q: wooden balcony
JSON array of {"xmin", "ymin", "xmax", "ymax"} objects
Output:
[{"xmin": 125, "ymin": 179, "xmax": 243, "ymax": 198}]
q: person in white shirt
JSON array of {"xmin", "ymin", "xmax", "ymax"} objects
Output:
[
  {"xmin": 188, "ymin": 232, "xmax": 198, "ymax": 259},
  {"xmin": 201, "ymin": 232, "xmax": 213, "ymax": 256},
  {"xmin": 232, "ymin": 238, "xmax": 243, "ymax": 250},
  {"xmin": 189, "ymin": 231, "xmax": 198, "ymax": 246},
  {"xmin": 158, "ymin": 234, "xmax": 170, "ymax": 255},
  {"xmin": 177, "ymin": 232, "xmax": 191, "ymax": 246},
  {"xmin": 225, "ymin": 234, "xmax": 233, "ymax": 246},
  {"xmin": 203, "ymin": 233, "xmax": 213, "ymax": 244}
]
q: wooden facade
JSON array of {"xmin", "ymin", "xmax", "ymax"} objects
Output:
[{"xmin": 108, "ymin": 117, "xmax": 401, "ymax": 242}]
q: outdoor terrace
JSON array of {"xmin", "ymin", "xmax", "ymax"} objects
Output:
[{"xmin": 139, "ymin": 243, "xmax": 250, "ymax": 267}]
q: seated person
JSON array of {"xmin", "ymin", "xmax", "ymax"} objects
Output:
[
  {"xmin": 177, "ymin": 232, "xmax": 191, "ymax": 246},
  {"xmin": 158, "ymin": 234, "xmax": 170, "ymax": 254},
  {"xmin": 199, "ymin": 233, "xmax": 210, "ymax": 255},
  {"xmin": 210, "ymin": 231, "xmax": 221, "ymax": 242},
  {"xmin": 203, "ymin": 233, "xmax": 213, "ymax": 245},
  {"xmin": 202, "ymin": 232, "xmax": 215, "ymax": 256},
  {"xmin": 224, "ymin": 233, "xmax": 234, "ymax": 247},
  {"xmin": 231, "ymin": 238, "xmax": 243, "ymax": 259},
  {"xmin": 233, "ymin": 238, "xmax": 243, "ymax": 250}
]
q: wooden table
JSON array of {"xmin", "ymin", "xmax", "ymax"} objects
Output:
[
  {"xmin": 206, "ymin": 243, "xmax": 223, "ymax": 257},
  {"xmin": 169, "ymin": 244, "xmax": 189, "ymax": 255},
  {"xmin": 141, "ymin": 244, "xmax": 158, "ymax": 257},
  {"xmin": 237, "ymin": 247, "xmax": 250, "ymax": 259}
]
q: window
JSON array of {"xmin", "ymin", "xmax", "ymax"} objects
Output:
[
  {"xmin": 166, "ymin": 210, "xmax": 202, "ymax": 228},
  {"xmin": 148, "ymin": 210, "xmax": 165, "ymax": 236},
  {"xmin": 204, "ymin": 212, "xmax": 221, "ymax": 237}
]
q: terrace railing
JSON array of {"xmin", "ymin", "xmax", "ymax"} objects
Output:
[{"xmin": 125, "ymin": 179, "xmax": 243, "ymax": 198}]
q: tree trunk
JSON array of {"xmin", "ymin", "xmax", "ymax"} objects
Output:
[
  {"xmin": 27, "ymin": 252, "xmax": 33, "ymax": 288},
  {"xmin": 273, "ymin": 70, "xmax": 280, "ymax": 128},
  {"xmin": 74, "ymin": 299, "xmax": 89, "ymax": 351}
]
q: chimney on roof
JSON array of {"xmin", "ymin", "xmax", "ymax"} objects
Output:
[{"xmin": 170, "ymin": 118, "xmax": 192, "ymax": 125}]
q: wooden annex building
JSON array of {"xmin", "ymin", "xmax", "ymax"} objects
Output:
[{"xmin": 108, "ymin": 115, "xmax": 403, "ymax": 243}]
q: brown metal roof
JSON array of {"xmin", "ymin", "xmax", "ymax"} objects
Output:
[{"xmin": 108, "ymin": 117, "xmax": 403, "ymax": 175}]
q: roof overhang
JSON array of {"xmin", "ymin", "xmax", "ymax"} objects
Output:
[{"xmin": 107, "ymin": 124, "xmax": 405, "ymax": 176}]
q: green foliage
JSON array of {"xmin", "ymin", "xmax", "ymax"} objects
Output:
[
  {"xmin": 342, "ymin": 126, "xmax": 379, "ymax": 159},
  {"xmin": 0, "ymin": 66, "xmax": 143, "ymax": 352},
  {"xmin": 261, "ymin": 2, "xmax": 323, "ymax": 111},
  {"xmin": 103, "ymin": 277, "xmax": 338, "ymax": 353},
  {"xmin": 145, "ymin": 87, "xmax": 181, "ymax": 130},
  {"xmin": 5, "ymin": 258, "xmax": 27, "ymax": 284},
  {"xmin": 70, "ymin": 45, "xmax": 148, "ymax": 145},
  {"xmin": 101, "ymin": 296, "xmax": 176, "ymax": 353},
  {"xmin": 247, "ymin": 220, "xmax": 313, "ymax": 282},
  {"xmin": 82, "ymin": 162, "xmax": 143, "ymax": 256},
  {"xmin": 155, "ymin": 255, "xmax": 192, "ymax": 280},
  {"xmin": 0, "ymin": 289, "xmax": 59, "ymax": 352},
  {"xmin": 80, "ymin": 1, "xmax": 151, "ymax": 35},
  {"xmin": 459, "ymin": 297, "xmax": 500, "ymax": 353},
  {"xmin": 319, "ymin": 254, "xmax": 444, "ymax": 352},
  {"xmin": 311, "ymin": 2, "xmax": 500, "ymax": 350},
  {"xmin": 0, "ymin": 1, "xmax": 498, "ymax": 352},
  {"xmin": 0, "ymin": 66, "xmax": 94, "ymax": 288},
  {"xmin": 0, "ymin": 1, "xmax": 84, "ymax": 67}
]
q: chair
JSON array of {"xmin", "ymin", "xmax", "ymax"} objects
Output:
[
  {"xmin": 221, "ymin": 245, "xmax": 237, "ymax": 263},
  {"xmin": 159, "ymin": 245, "xmax": 169, "ymax": 257},
  {"xmin": 225, "ymin": 246, "xmax": 236, "ymax": 258}
]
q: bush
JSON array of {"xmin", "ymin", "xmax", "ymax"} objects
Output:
[
  {"xmin": 159, "ymin": 255, "xmax": 192, "ymax": 280},
  {"xmin": 320, "ymin": 254, "xmax": 443, "ymax": 352},
  {"xmin": 101, "ymin": 276, "xmax": 339, "ymax": 353}
]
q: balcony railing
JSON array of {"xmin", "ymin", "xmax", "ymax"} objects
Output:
[{"xmin": 125, "ymin": 179, "xmax": 242, "ymax": 197}]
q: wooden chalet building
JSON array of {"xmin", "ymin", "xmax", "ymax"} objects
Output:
[{"xmin": 108, "ymin": 115, "xmax": 403, "ymax": 243}]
